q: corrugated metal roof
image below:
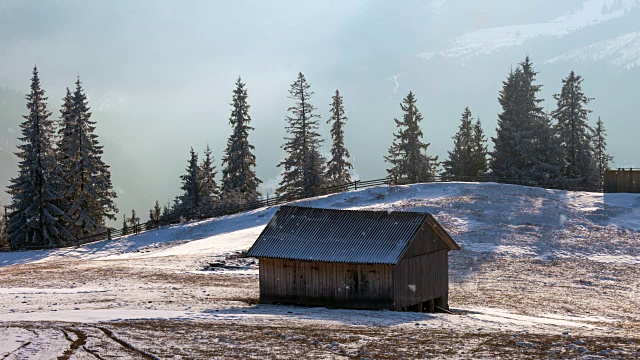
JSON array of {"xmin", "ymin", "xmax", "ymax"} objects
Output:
[{"xmin": 247, "ymin": 206, "xmax": 430, "ymax": 264}]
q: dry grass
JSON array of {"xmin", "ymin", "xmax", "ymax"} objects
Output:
[{"xmin": 97, "ymin": 319, "xmax": 640, "ymax": 359}]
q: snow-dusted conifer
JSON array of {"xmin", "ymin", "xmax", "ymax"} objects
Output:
[
  {"xmin": 178, "ymin": 148, "xmax": 200, "ymax": 219},
  {"xmin": 384, "ymin": 91, "xmax": 437, "ymax": 184},
  {"xmin": 221, "ymin": 78, "xmax": 261, "ymax": 203},
  {"xmin": 490, "ymin": 68, "xmax": 522, "ymax": 180},
  {"xmin": 326, "ymin": 90, "xmax": 353, "ymax": 186},
  {"xmin": 592, "ymin": 116, "xmax": 613, "ymax": 186},
  {"xmin": 442, "ymin": 107, "xmax": 474, "ymax": 180},
  {"xmin": 276, "ymin": 73, "xmax": 327, "ymax": 197},
  {"xmin": 491, "ymin": 57, "xmax": 561, "ymax": 184},
  {"xmin": 7, "ymin": 67, "xmax": 72, "ymax": 249},
  {"xmin": 471, "ymin": 117, "xmax": 489, "ymax": 176},
  {"xmin": 128, "ymin": 209, "xmax": 139, "ymax": 233},
  {"xmin": 121, "ymin": 215, "xmax": 129, "ymax": 235},
  {"xmin": 520, "ymin": 57, "xmax": 563, "ymax": 183},
  {"xmin": 552, "ymin": 71, "xmax": 597, "ymax": 186},
  {"xmin": 199, "ymin": 144, "xmax": 219, "ymax": 214},
  {"xmin": 146, "ymin": 200, "xmax": 162, "ymax": 230},
  {"xmin": 57, "ymin": 79, "xmax": 118, "ymax": 239}
]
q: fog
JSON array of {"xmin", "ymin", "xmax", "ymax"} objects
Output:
[{"xmin": 1, "ymin": 0, "xmax": 638, "ymax": 222}]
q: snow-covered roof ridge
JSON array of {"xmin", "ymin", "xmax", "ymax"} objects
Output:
[{"xmin": 246, "ymin": 205, "xmax": 459, "ymax": 265}]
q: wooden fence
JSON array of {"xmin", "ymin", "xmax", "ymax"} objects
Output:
[
  {"xmin": 2, "ymin": 173, "xmax": 630, "ymax": 251},
  {"xmin": 604, "ymin": 169, "xmax": 640, "ymax": 193}
]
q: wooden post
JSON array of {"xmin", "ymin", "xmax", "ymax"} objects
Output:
[
  {"xmin": 435, "ymin": 294, "xmax": 448, "ymax": 311},
  {"xmin": 427, "ymin": 299, "xmax": 435, "ymax": 313},
  {"xmin": 416, "ymin": 302, "xmax": 423, "ymax": 313}
]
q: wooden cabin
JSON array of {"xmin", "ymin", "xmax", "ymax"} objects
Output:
[{"xmin": 247, "ymin": 206, "xmax": 460, "ymax": 312}]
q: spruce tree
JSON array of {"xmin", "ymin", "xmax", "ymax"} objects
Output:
[
  {"xmin": 121, "ymin": 214, "xmax": 129, "ymax": 235},
  {"xmin": 442, "ymin": 107, "xmax": 474, "ymax": 180},
  {"xmin": 178, "ymin": 148, "xmax": 200, "ymax": 219},
  {"xmin": 491, "ymin": 57, "xmax": 561, "ymax": 184},
  {"xmin": 6, "ymin": 67, "xmax": 72, "ymax": 249},
  {"xmin": 146, "ymin": 199, "xmax": 163, "ymax": 230},
  {"xmin": 471, "ymin": 117, "xmax": 489, "ymax": 176},
  {"xmin": 221, "ymin": 77, "xmax": 261, "ymax": 203},
  {"xmin": 326, "ymin": 90, "xmax": 353, "ymax": 187},
  {"xmin": 384, "ymin": 91, "xmax": 438, "ymax": 184},
  {"xmin": 128, "ymin": 209, "xmax": 139, "ymax": 233},
  {"xmin": 276, "ymin": 73, "xmax": 327, "ymax": 197},
  {"xmin": 153, "ymin": 200, "xmax": 162, "ymax": 223},
  {"xmin": 552, "ymin": 71, "xmax": 597, "ymax": 186},
  {"xmin": 592, "ymin": 116, "xmax": 613, "ymax": 187},
  {"xmin": 57, "ymin": 78, "xmax": 118, "ymax": 239},
  {"xmin": 520, "ymin": 57, "xmax": 563, "ymax": 184},
  {"xmin": 490, "ymin": 68, "xmax": 523, "ymax": 180},
  {"xmin": 199, "ymin": 144, "xmax": 219, "ymax": 214}
]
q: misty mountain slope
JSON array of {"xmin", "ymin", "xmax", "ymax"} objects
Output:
[
  {"xmin": 1, "ymin": 182, "xmax": 638, "ymax": 267},
  {"xmin": 546, "ymin": 31, "xmax": 640, "ymax": 69}
]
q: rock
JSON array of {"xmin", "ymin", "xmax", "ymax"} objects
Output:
[{"xmin": 574, "ymin": 339, "xmax": 586, "ymax": 345}]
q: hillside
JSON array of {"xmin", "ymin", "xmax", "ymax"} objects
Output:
[{"xmin": 1, "ymin": 182, "xmax": 639, "ymax": 358}]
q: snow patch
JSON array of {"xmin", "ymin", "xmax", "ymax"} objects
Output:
[{"xmin": 545, "ymin": 31, "xmax": 640, "ymax": 69}]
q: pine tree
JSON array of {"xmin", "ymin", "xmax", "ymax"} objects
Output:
[
  {"xmin": 146, "ymin": 200, "xmax": 162, "ymax": 230},
  {"xmin": 552, "ymin": 71, "xmax": 597, "ymax": 186},
  {"xmin": 592, "ymin": 116, "xmax": 613, "ymax": 187},
  {"xmin": 221, "ymin": 77, "xmax": 261, "ymax": 203},
  {"xmin": 6, "ymin": 67, "xmax": 72, "ymax": 249},
  {"xmin": 121, "ymin": 214, "xmax": 129, "ymax": 236},
  {"xmin": 153, "ymin": 200, "xmax": 161, "ymax": 223},
  {"xmin": 520, "ymin": 57, "xmax": 563, "ymax": 184},
  {"xmin": 490, "ymin": 68, "xmax": 523, "ymax": 180},
  {"xmin": 384, "ymin": 91, "xmax": 438, "ymax": 184},
  {"xmin": 442, "ymin": 107, "xmax": 474, "ymax": 180},
  {"xmin": 57, "ymin": 78, "xmax": 118, "ymax": 239},
  {"xmin": 491, "ymin": 57, "xmax": 561, "ymax": 184},
  {"xmin": 178, "ymin": 148, "xmax": 200, "ymax": 219},
  {"xmin": 128, "ymin": 209, "xmax": 139, "ymax": 233},
  {"xmin": 471, "ymin": 117, "xmax": 489, "ymax": 176},
  {"xmin": 326, "ymin": 90, "xmax": 353, "ymax": 187},
  {"xmin": 146, "ymin": 208, "xmax": 155, "ymax": 231},
  {"xmin": 276, "ymin": 72, "xmax": 327, "ymax": 197},
  {"xmin": 199, "ymin": 144, "xmax": 219, "ymax": 214}
]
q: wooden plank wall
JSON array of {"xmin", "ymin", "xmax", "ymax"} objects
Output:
[
  {"xmin": 402, "ymin": 225, "xmax": 449, "ymax": 258},
  {"xmin": 393, "ymin": 250, "xmax": 448, "ymax": 309},
  {"xmin": 604, "ymin": 170, "xmax": 640, "ymax": 193},
  {"xmin": 259, "ymin": 258, "xmax": 394, "ymax": 309}
]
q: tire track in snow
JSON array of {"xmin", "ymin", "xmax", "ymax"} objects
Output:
[
  {"xmin": 58, "ymin": 328, "xmax": 88, "ymax": 360},
  {"xmin": 97, "ymin": 326, "xmax": 160, "ymax": 360},
  {"xmin": 1, "ymin": 341, "xmax": 32, "ymax": 360}
]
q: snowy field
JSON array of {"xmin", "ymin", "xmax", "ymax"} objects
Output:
[{"xmin": 1, "ymin": 182, "xmax": 639, "ymax": 358}]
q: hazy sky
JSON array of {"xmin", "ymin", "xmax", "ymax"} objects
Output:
[{"xmin": 1, "ymin": 0, "xmax": 638, "ymax": 221}]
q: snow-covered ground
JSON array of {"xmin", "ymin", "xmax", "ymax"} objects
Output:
[{"xmin": 1, "ymin": 182, "xmax": 639, "ymax": 358}]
